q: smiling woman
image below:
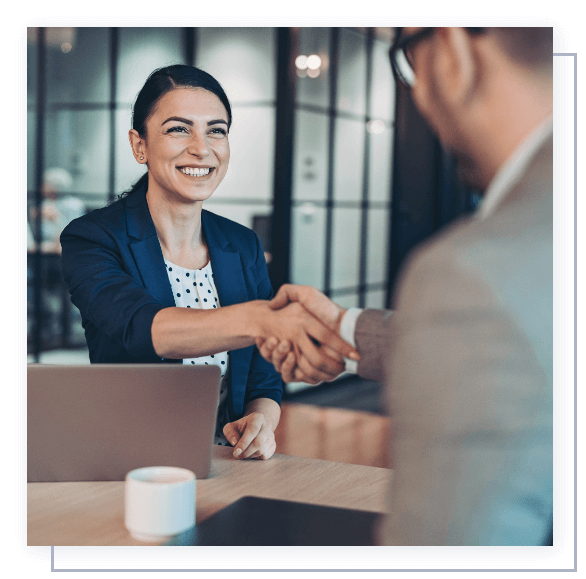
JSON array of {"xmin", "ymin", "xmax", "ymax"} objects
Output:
[{"xmin": 59, "ymin": 65, "xmax": 358, "ymax": 462}]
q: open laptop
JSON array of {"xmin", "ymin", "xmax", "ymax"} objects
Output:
[{"xmin": 27, "ymin": 364, "xmax": 222, "ymax": 482}]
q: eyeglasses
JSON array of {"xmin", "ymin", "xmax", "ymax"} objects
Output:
[
  {"xmin": 389, "ymin": 27, "xmax": 436, "ymax": 88},
  {"xmin": 389, "ymin": 27, "xmax": 485, "ymax": 89}
]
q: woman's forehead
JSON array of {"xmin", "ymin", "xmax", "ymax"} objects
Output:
[{"xmin": 151, "ymin": 87, "xmax": 228, "ymax": 120}]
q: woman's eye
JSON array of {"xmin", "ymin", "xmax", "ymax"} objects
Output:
[
  {"xmin": 209, "ymin": 127, "xmax": 227, "ymax": 136},
  {"xmin": 167, "ymin": 126, "xmax": 188, "ymax": 134}
]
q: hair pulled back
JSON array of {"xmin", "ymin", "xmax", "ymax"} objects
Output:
[{"xmin": 120, "ymin": 64, "xmax": 232, "ymax": 198}]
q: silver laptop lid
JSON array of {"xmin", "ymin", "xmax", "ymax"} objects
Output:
[{"xmin": 28, "ymin": 364, "xmax": 222, "ymax": 482}]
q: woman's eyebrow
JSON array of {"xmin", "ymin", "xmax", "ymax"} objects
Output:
[
  {"xmin": 162, "ymin": 116, "xmax": 193, "ymax": 126},
  {"xmin": 161, "ymin": 117, "xmax": 228, "ymax": 127}
]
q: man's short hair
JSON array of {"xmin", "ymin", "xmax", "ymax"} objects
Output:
[{"xmin": 489, "ymin": 27, "xmax": 553, "ymax": 70}]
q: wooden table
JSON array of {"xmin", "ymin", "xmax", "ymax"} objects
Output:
[{"xmin": 28, "ymin": 446, "xmax": 391, "ymax": 546}]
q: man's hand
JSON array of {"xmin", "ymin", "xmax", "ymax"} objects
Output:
[
  {"xmin": 256, "ymin": 285, "xmax": 356, "ymax": 384},
  {"xmin": 269, "ymin": 284, "xmax": 346, "ymax": 333}
]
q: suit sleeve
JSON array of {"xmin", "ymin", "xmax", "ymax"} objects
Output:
[
  {"xmin": 243, "ymin": 233, "xmax": 284, "ymax": 407},
  {"xmin": 60, "ymin": 216, "xmax": 166, "ymax": 361},
  {"xmin": 354, "ymin": 309, "xmax": 393, "ymax": 382},
  {"xmin": 378, "ymin": 249, "xmax": 553, "ymax": 546}
]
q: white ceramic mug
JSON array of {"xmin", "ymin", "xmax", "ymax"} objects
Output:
[{"xmin": 124, "ymin": 466, "xmax": 196, "ymax": 542}]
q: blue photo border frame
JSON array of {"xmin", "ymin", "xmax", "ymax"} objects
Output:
[{"xmin": 16, "ymin": 16, "xmax": 577, "ymax": 571}]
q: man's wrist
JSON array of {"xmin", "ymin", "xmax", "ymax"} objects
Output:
[
  {"xmin": 339, "ymin": 307, "xmax": 363, "ymax": 373},
  {"xmin": 339, "ymin": 307, "xmax": 363, "ymax": 348}
]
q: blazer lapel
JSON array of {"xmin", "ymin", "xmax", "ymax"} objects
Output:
[
  {"xmin": 202, "ymin": 210, "xmax": 250, "ymax": 307},
  {"xmin": 125, "ymin": 188, "xmax": 176, "ymax": 308}
]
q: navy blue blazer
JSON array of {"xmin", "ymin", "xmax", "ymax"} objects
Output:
[{"xmin": 60, "ymin": 186, "xmax": 283, "ymax": 421}]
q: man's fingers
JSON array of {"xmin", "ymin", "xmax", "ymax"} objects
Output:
[
  {"xmin": 306, "ymin": 320, "xmax": 360, "ymax": 361},
  {"xmin": 296, "ymin": 333, "xmax": 345, "ymax": 378}
]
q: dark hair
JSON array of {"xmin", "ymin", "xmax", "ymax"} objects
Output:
[{"xmin": 120, "ymin": 64, "xmax": 232, "ymax": 199}]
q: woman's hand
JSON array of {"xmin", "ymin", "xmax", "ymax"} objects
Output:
[{"xmin": 223, "ymin": 412, "xmax": 277, "ymax": 460}]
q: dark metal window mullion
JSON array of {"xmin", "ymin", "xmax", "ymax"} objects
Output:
[
  {"xmin": 32, "ymin": 27, "xmax": 47, "ymax": 362},
  {"xmin": 269, "ymin": 27, "xmax": 296, "ymax": 292},
  {"xmin": 184, "ymin": 28, "xmax": 195, "ymax": 66},
  {"xmin": 107, "ymin": 28, "xmax": 118, "ymax": 205},
  {"xmin": 358, "ymin": 28, "xmax": 374, "ymax": 308},
  {"xmin": 323, "ymin": 27, "xmax": 340, "ymax": 298}
]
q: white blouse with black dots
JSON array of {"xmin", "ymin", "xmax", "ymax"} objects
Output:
[{"xmin": 164, "ymin": 258, "xmax": 231, "ymax": 446}]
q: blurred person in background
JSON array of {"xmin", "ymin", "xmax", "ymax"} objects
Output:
[
  {"xmin": 259, "ymin": 27, "xmax": 553, "ymax": 546},
  {"xmin": 28, "ymin": 167, "xmax": 84, "ymax": 253}
]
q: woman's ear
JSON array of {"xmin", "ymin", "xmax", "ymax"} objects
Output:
[{"xmin": 128, "ymin": 129, "xmax": 147, "ymax": 164}]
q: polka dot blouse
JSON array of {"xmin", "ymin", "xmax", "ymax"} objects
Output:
[{"xmin": 164, "ymin": 258, "xmax": 231, "ymax": 446}]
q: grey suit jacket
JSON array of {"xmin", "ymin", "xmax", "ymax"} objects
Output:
[{"xmin": 356, "ymin": 136, "xmax": 553, "ymax": 546}]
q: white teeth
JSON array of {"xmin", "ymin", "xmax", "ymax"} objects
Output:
[{"xmin": 180, "ymin": 167, "xmax": 211, "ymax": 177}]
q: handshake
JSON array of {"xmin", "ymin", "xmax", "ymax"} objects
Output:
[{"xmin": 254, "ymin": 284, "xmax": 360, "ymax": 384}]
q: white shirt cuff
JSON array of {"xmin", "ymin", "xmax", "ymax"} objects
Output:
[{"xmin": 340, "ymin": 307, "xmax": 363, "ymax": 374}]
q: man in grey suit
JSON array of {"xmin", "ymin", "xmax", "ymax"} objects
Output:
[{"xmin": 258, "ymin": 27, "xmax": 553, "ymax": 546}]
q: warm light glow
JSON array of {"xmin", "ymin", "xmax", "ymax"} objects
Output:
[
  {"xmin": 366, "ymin": 120, "xmax": 386, "ymax": 134},
  {"xmin": 295, "ymin": 55, "xmax": 308, "ymax": 70},
  {"xmin": 61, "ymin": 42, "xmax": 72, "ymax": 53},
  {"xmin": 307, "ymin": 68, "xmax": 320, "ymax": 78},
  {"xmin": 306, "ymin": 54, "xmax": 321, "ymax": 70}
]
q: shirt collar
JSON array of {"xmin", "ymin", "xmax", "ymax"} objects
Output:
[{"xmin": 476, "ymin": 114, "xmax": 553, "ymax": 220}]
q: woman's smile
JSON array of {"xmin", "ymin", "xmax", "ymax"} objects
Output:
[{"xmin": 178, "ymin": 166, "xmax": 214, "ymax": 177}]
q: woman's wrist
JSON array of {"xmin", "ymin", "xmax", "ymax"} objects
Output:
[{"xmin": 240, "ymin": 300, "xmax": 273, "ymax": 340}]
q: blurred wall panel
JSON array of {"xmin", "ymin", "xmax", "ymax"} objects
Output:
[
  {"xmin": 117, "ymin": 28, "xmax": 183, "ymax": 104},
  {"xmin": 292, "ymin": 109, "xmax": 329, "ymax": 203},
  {"xmin": 291, "ymin": 204, "xmax": 326, "ymax": 289},
  {"xmin": 295, "ymin": 27, "xmax": 330, "ymax": 109},
  {"xmin": 196, "ymin": 28, "xmax": 276, "ymax": 103},
  {"xmin": 337, "ymin": 29, "xmax": 367, "ymax": 115}
]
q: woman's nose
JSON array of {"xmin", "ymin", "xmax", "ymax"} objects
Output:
[{"xmin": 187, "ymin": 132, "xmax": 211, "ymax": 157}]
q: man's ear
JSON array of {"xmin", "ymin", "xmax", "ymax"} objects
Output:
[
  {"xmin": 128, "ymin": 129, "xmax": 147, "ymax": 164},
  {"xmin": 434, "ymin": 27, "xmax": 479, "ymax": 107}
]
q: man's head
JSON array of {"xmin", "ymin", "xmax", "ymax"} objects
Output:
[{"xmin": 390, "ymin": 27, "xmax": 553, "ymax": 189}]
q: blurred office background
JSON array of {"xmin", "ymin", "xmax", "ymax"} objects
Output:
[{"xmin": 27, "ymin": 27, "xmax": 480, "ymax": 408}]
